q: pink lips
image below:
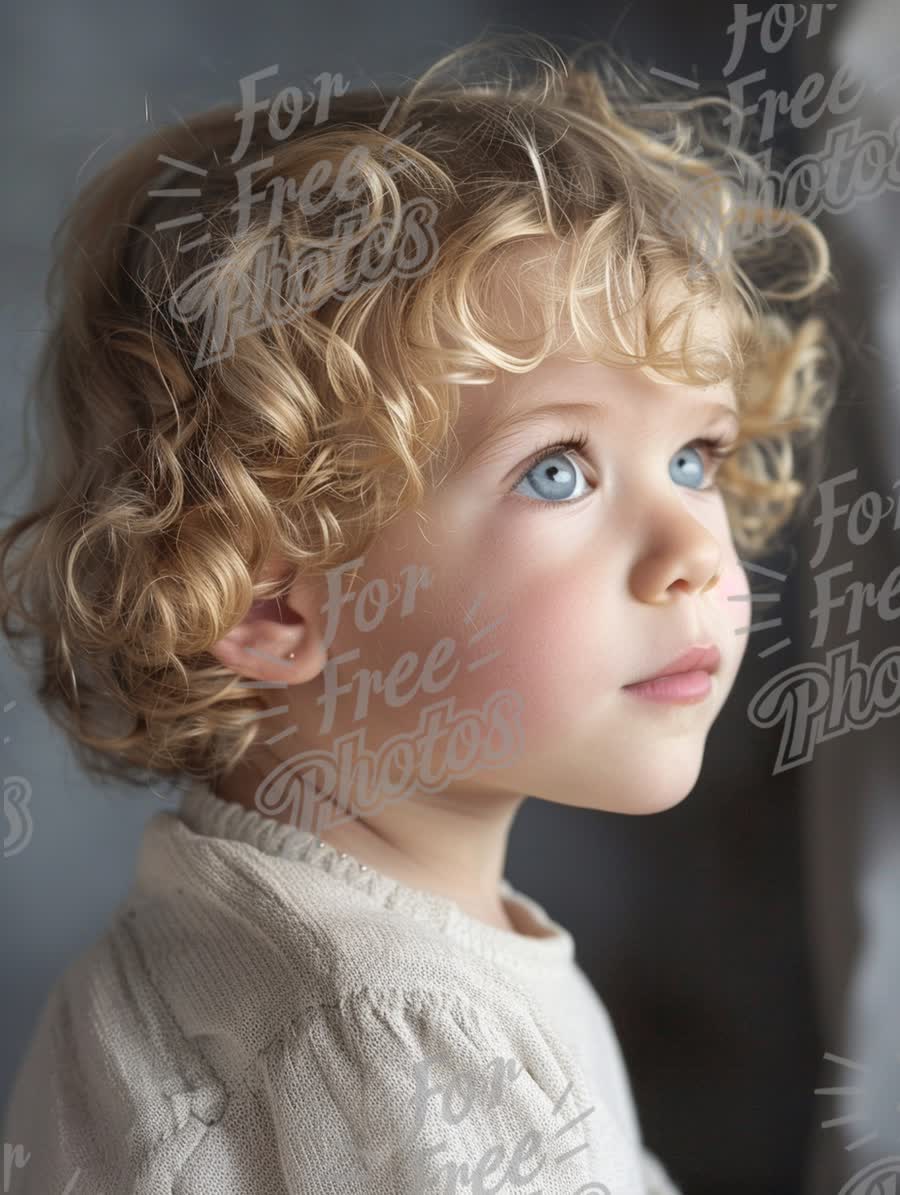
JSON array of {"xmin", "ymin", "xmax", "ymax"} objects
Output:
[{"xmin": 622, "ymin": 644, "xmax": 721, "ymax": 704}]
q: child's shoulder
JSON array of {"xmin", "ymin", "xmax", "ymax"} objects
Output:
[
  {"xmin": 2, "ymin": 909, "xmax": 229, "ymax": 1193},
  {"xmin": 1, "ymin": 820, "xmax": 568, "ymax": 1194}
]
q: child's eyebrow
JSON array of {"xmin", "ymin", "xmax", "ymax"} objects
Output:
[{"xmin": 455, "ymin": 397, "xmax": 740, "ymax": 473}]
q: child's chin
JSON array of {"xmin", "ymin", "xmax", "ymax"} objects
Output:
[
  {"xmin": 635, "ymin": 786, "xmax": 696, "ymax": 815},
  {"xmin": 597, "ymin": 764, "xmax": 704, "ymax": 816},
  {"xmin": 578, "ymin": 788, "xmax": 691, "ymax": 816},
  {"xmin": 538, "ymin": 775, "xmax": 699, "ymax": 816}
]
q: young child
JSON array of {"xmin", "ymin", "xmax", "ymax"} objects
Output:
[{"xmin": 0, "ymin": 34, "xmax": 836, "ymax": 1195}]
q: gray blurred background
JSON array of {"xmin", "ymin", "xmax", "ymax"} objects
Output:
[{"xmin": 2, "ymin": 3, "xmax": 899, "ymax": 1193}]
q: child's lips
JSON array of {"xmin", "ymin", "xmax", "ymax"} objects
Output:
[
  {"xmin": 621, "ymin": 670, "xmax": 714, "ymax": 703},
  {"xmin": 623, "ymin": 643, "xmax": 721, "ymax": 687}
]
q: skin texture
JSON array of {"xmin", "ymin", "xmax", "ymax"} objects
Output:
[{"xmin": 210, "ymin": 269, "xmax": 751, "ymax": 935}]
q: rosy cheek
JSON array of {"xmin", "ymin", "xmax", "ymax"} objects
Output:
[
  {"xmin": 719, "ymin": 560, "xmax": 748, "ymax": 599},
  {"xmin": 716, "ymin": 560, "xmax": 751, "ymax": 663}
]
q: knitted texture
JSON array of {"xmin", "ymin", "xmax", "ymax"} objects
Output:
[{"xmin": 2, "ymin": 781, "xmax": 682, "ymax": 1194}]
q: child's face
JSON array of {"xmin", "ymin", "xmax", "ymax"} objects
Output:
[{"xmin": 315, "ymin": 342, "xmax": 750, "ymax": 818}]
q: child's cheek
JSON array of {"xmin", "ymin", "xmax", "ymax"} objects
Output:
[{"xmin": 716, "ymin": 559, "xmax": 751, "ymax": 668}]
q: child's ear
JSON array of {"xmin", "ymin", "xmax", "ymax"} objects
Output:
[{"xmin": 209, "ymin": 556, "xmax": 328, "ymax": 684}]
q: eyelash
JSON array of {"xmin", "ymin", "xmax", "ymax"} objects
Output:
[{"xmin": 509, "ymin": 427, "xmax": 737, "ymax": 508}]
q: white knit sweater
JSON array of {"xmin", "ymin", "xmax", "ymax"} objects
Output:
[{"xmin": 2, "ymin": 781, "xmax": 682, "ymax": 1194}]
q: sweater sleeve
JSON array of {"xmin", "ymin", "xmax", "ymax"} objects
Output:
[
  {"xmin": 247, "ymin": 986, "xmax": 609, "ymax": 1195},
  {"xmin": 1, "ymin": 921, "xmax": 229, "ymax": 1195}
]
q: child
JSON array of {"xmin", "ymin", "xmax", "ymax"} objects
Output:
[{"xmin": 0, "ymin": 33, "xmax": 836, "ymax": 1194}]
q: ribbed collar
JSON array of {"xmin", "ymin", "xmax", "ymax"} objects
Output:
[{"xmin": 175, "ymin": 779, "xmax": 575, "ymax": 971}]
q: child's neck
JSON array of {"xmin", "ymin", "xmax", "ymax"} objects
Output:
[{"xmin": 212, "ymin": 763, "xmax": 529, "ymax": 935}]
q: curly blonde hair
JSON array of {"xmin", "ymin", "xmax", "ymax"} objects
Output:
[{"xmin": 0, "ymin": 34, "xmax": 839, "ymax": 792}]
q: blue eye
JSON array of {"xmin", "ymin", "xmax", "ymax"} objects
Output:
[
  {"xmin": 511, "ymin": 445, "xmax": 592, "ymax": 505},
  {"xmin": 669, "ymin": 444, "xmax": 712, "ymax": 489}
]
